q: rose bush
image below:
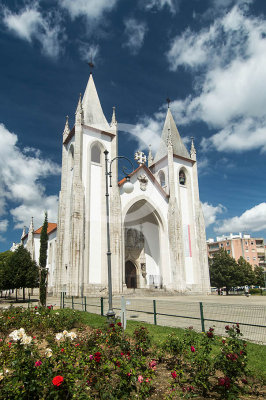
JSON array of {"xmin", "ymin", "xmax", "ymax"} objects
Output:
[{"xmin": 0, "ymin": 307, "xmax": 264, "ymax": 399}]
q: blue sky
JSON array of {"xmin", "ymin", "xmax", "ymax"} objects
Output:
[{"xmin": 0, "ymin": 0, "xmax": 266, "ymax": 251}]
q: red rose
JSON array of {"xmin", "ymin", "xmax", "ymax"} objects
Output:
[
  {"xmin": 218, "ymin": 377, "xmax": 225, "ymax": 386},
  {"xmin": 224, "ymin": 377, "xmax": 230, "ymax": 388},
  {"xmin": 225, "ymin": 325, "xmax": 230, "ymax": 331},
  {"xmin": 94, "ymin": 351, "xmax": 101, "ymax": 363},
  {"xmin": 171, "ymin": 371, "xmax": 177, "ymax": 379},
  {"xmin": 117, "ymin": 322, "xmax": 122, "ymax": 327},
  {"xmin": 242, "ymin": 378, "xmax": 248, "ymax": 384},
  {"xmin": 52, "ymin": 376, "xmax": 64, "ymax": 386},
  {"xmin": 191, "ymin": 346, "xmax": 196, "ymax": 352}
]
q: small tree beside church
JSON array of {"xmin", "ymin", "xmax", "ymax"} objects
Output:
[
  {"xmin": 209, "ymin": 249, "xmax": 239, "ymax": 294},
  {"xmin": 5, "ymin": 245, "xmax": 39, "ymax": 300},
  {"xmin": 0, "ymin": 250, "xmax": 13, "ymax": 292},
  {"xmin": 39, "ymin": 211, "xmax": 48, "ymax": 306}
]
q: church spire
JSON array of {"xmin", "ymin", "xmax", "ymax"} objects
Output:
[
  {"xmin": 190, "ymin": 137, "xmax": 196, "ymax": 161},
  {"xmin": 75, "ymin": 93, "xmax": 84, "ymax": 125},
  {"xmin": 154, "ymin": 107, "xmax": 190, "ymax": 163},
  {"xmin": 82, "ymin": 73, "xmax": 112, "ymax": 132},
  {"xmin": 167, "ymin": 128, "xmax": 173, "ymax": 148},
  {"xmin": 26, "ymin": 217, "xmax": 35, "ymax": 259},
  {"xmin": 110, "ymin": 106, "xmax": 117, "ymax": 128},
  {"xmin": 20, "ymin": 226, "xmax": 26, "ymax": 243},
  {"xmin": 29, "ymin": 217, "xmax": 34, "ymax": 233},
  {"xmin": 148, "ymin": 145, "xmax": 154, "ymax": 167},
  {"xmin": 63, "ymin": 115, "xmax": 70, "ymax": 140}
]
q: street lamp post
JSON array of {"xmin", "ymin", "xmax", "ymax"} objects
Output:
[{"xmin": 104, "ymin": 150, "xmax": 134, "ymax": 322}]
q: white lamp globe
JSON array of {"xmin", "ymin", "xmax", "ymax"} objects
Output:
[{"xmin": 123, "ymin": 178, "xmax": 134, "ymax": 194}]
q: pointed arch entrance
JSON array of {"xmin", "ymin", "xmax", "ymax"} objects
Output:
[
  {"xmin": 125, "ymin": 261, "xmax": 137, "ymax": 288},
  {"xmin": 124, "ymin": 199, "xmax": 164, "ymax": 289}
]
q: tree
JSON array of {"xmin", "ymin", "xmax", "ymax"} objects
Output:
[
  {"xmin": 254, "ymin": 266, "xmax": 265, "ymax": 287},
  {"xmin": 6, "ymin": 245, "xmax": 39, "ymax": 300},
  {"xmin": 0, "ymin": 250, "xmax": 13, "ymax": 292},
  {"xmin": 39, "ymin": 211, "xmax": 48, "ymax": 307},
  {"xmin": 209, "ymin": 249, "xmax": 238, "ymax": 294},
  {"xmin": 237, "ymin": 257, "xmax": 256, "ymax": 286}
]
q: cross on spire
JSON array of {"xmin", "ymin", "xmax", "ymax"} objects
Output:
[
  {"xmin": 88, "ymin": 55, "xmax": 94, "ymax": 74},
  {"xmin": 134, "ymin": 150, "xmax": 147, "ymax": 165},
  {"xmin": 166, "ymin": 97, "xmax": 171, "ymax": 108}
]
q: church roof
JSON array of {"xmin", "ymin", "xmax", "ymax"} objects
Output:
[
  {"xmin": 118, "ymin": 164, "xmax": 169, "ymax": 200},
  {"xmin": 82, "ymin": 74, "xmax": 114, "ymax": 133},
  {"xmin": 34, "ymin": 223, "xmax": 57, "ymax": 235},
  {"xmin": 22, "ymin": 223, "xmax": 57, "ymax": 241},
  {"xmin": 153, "ymin": 108, "xmax": 190, "ymax": 163}
]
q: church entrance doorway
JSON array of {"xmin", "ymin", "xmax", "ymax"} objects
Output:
[
  {"xmin": 124, "ymin": 199, "xmax": 163, "ymax": 289},
  {"xmin": 125, "ymin": 261, "xmax": 137, "ymax": 288}
]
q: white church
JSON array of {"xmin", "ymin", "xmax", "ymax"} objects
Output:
[{"xmin": 21, "ymin": 72, "xmax": 210, "ymax": 296}]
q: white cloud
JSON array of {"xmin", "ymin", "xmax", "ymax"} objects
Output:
[
  {"xmin": 2, "ymin": 3, "xmax": 65, "ymax": 58},
  {"xmin": 202, "ymin": 202, "xmax": 225, "ymax": 227},
  {"xmin": 2, "ymin": 5, "xmax": 41, "ymax": 42},
  {"xmin": 0, "ymin": 123, "xmax": 60, "ymax": 230},
  {"xmin": 119, "ymin": 117, "xmax": 162, "ymax": 154},
  {"xmin": 197, "ymin": 157, "xmax": 209, "ymax": 172},
  {"xmin": 167, "ymin": 26, "xmax": 217, "ymax": 71},
  {"xmin": 78, "ymin": 43, "xmax": 99, "ymax": 63},
  {"xmin": 144, "ymin": 0, "xmax": 179, "ymax": 14},
  {"xmin": 166, "ymin": 3, "xmax": 266, "ymax": 153},
  {"xmin": 215, "ymin": 203, "xmax": 266, "ymax": 233},
  {"xmin": 60, "ymin": 0, "xmax": 118, "ymax": 20},
  {"xmin": 201, "ymin": 117, "xmax": 266, "ymax": 153},
  {"xmin": 0, "ymin": 219, "xmax": 8, "ymax": 233},
  {"xmin": 123, "ymin": 18, "xmax": 148, "ymax": 55}
]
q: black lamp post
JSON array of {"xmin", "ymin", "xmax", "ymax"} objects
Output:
[{"xmin": 104, "ymin": 150, "xmax": 134, "ymax": 322}]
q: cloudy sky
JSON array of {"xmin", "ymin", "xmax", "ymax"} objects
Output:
[{"xmin": 0, "ymin": 0, "xmax": 266, "ymax": 251}]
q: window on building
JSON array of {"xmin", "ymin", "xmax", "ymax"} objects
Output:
[
  {"xmin": 220, "ymin": 243, "xmax": 223, "ymax": 247},
  {"xmin": 251, "ymin": 241, "xmax": 254, "ymax": 245},
  {"xmin": 179, "ymin": 170, "xmax": 186, "ymax": 185},
  {"xmin": 91, "ymin": 144, "xmax": 101, "ymax": 164},
  {"xmin": 158, "ymin": 170, "xmax": 166, "ymax": 187},
  {"xmin": 227, "ymin": 250, "xmax": 230, "ymax": 254},
  {"xmin": 252, "ymin": 249, "xmax": 255, "ymax": 252},
  {"xmin": 247, "ymin": 257, "xmax": 250, "ymax": 260},
  {"xmin": 253, "ymin": 257, "xmax": 256, "ymax": 260},
  {"xmin": 226, "ymin": 242, "xmax": 229, "ymax": 246},
  {"xmin": 245, "ymin": 241, "xmax": 248, "ymax": 245},
  {"xmin": 245, "ymin": 249, "xmax": 249, "ymax": 252}
]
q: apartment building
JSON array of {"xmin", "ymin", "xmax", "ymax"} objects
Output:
[{"xmin": 207, "ymin": 233, "xmax": 266, "ymax": 269}]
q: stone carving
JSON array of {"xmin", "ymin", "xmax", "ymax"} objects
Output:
[
  {"xmin": 137, "ymin": 174, "xmax": 148, "ymax": 191},
  {"xmin": 126, "ymin": 228, "xmax": 144, "ymax": 249},
  {"xmin": 140, "ymin": 263, "xmax": 146, "ymax": 278}
]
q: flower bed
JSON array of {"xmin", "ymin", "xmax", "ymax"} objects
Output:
[{"xmin": 0, "ymin": 306, "xmax": 265, "ymax": 399}]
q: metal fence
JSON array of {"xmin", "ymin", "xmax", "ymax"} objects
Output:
[{"xmin": 60, "ymin": 294, "xmax": 266, "ymax": 345}]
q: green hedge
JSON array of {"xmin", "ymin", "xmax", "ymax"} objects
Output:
[{"xmin": 249, "ymin": 288, "xmax": 265, "ymax": 295}]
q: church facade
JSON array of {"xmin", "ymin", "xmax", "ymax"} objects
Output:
[{"xmin": 52, "ymin": 72, "xmax": 210, "ymax": 296}]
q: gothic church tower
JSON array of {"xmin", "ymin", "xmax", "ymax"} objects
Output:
[
  {"xmin": 55, "ymin": 73, "xmax": 121, "ymax": 296},
  {"xmin": 147, "ymin": 106, "xmax": 210, "ymax": 293}
]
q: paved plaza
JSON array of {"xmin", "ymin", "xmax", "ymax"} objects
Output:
[{"xmin": 1, "ymin": 293, "xmax": 265, "ymax": 344}]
